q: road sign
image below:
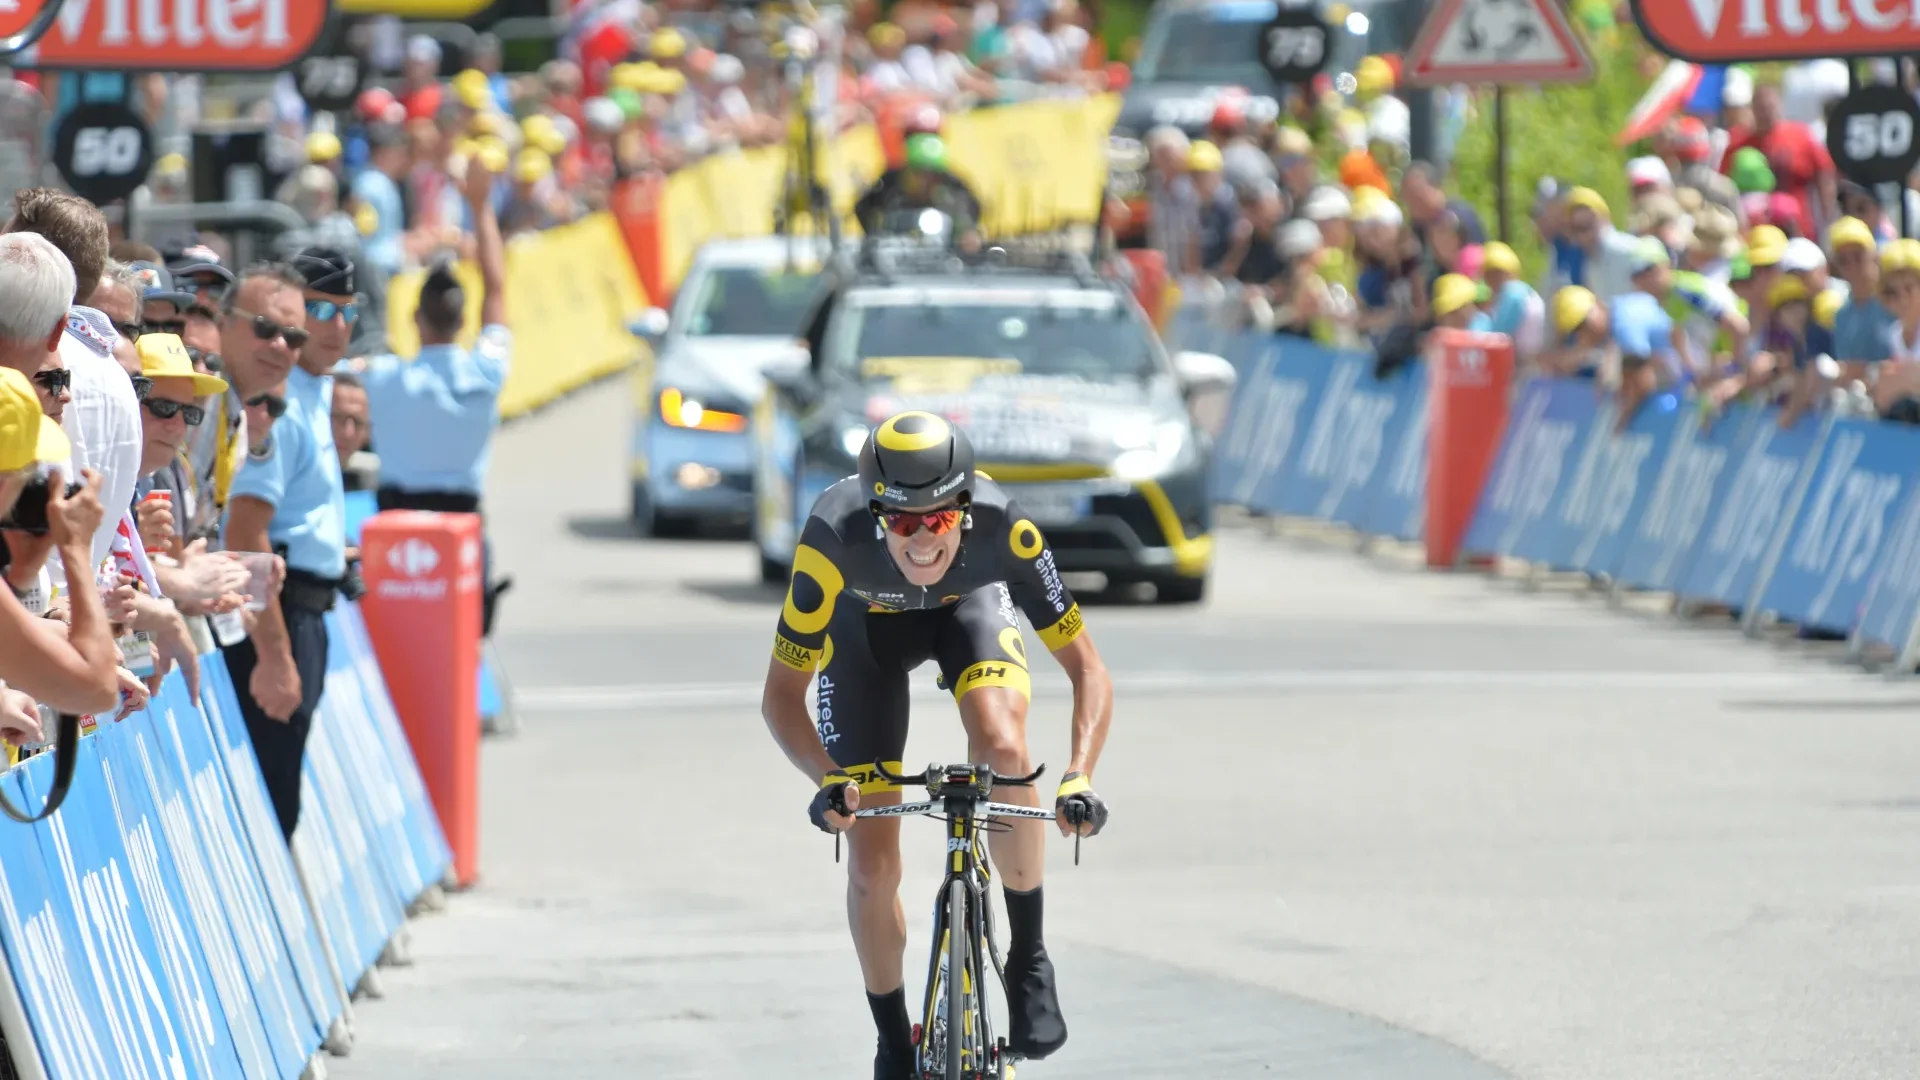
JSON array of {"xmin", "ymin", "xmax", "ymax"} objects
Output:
[
  {"xmin": 1632, "ymin": 0, "xmax": 1920, "ymax": 62},
  {"xmin": 17, "ymin": 0, "xmax": 329, "ymax": 71},
  {"xmin": 1827, "ymin": 86, "xmax": 1920, "ymax": 187},
  {"xmin": 0, "ymin": 0, "xmax": 57, "ymax": 54},
  {"xmin": 1256, "ymin": 7, "xmax": 1332, "ymax": 85},
  {"xmin": 1405, "ymin": 0, "xmax": 1593, "ymax": 87},
  {"xmin": 52, "ymin": 102, "xmax": 152, "ymax": 205}
]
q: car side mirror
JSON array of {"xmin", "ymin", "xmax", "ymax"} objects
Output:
[
  {"xmin": 764, "ymin": 353, "xmax": 819, "ymax": 409},
  {"xmin": 628, "ymin": 307, "xmax": 670, "ymax": 341},
  {"xmin": 1173, "ymin": 351, "xmax": 1236, "ymax": 396}
]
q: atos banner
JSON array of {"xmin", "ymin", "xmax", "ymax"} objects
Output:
[{"xmin": 18, "ymin": 0, "xmax": 330, "ymax": 71}]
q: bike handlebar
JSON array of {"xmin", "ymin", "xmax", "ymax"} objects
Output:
[{"xmin": 870, "ymin": 761, "xmax": 1046, "ymax": 788}]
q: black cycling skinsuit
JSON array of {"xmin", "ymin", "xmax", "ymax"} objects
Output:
[{"xmin": 771, "ymin": 473, "xmax": 1085, "ymax": 790}]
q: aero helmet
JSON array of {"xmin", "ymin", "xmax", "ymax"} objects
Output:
[{"xmin": 859, "ymin": 411, "xmax": 974, "ymax": 510}]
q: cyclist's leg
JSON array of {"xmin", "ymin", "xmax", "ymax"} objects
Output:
[
  {"xmin": 936, "ymin": 584, "xmax": 1067, "ymax": 1058},
  {"xmin": 936, "ymin": 583, "xmax": 1043, "ymax": 889},
  {"xmin": 823, "ymin": 604, "xmax": 929, "ymax": 1076}
]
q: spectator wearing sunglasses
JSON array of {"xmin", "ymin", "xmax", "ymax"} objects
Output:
[
  {"xmin": 222, "ymin": 261, "xmax": 348, "ymax": 841},
  {"xmin": 127, "ymin": 261, "xmax": 195, "ymax": 339},
  {"xmin": 359, "ymin": 156, "xmax": 509, "ymax": 635}
]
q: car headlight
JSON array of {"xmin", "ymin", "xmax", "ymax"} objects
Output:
[
  {"xmin": 1111, "ymin": 421, "xmax": 1190, "ymax": 480},
  {"xmin": 660, "ymin": 387, "xmax": 747, "ymax": 432}
]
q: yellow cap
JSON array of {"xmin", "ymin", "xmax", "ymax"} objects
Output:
[
  {"xmin": 1355, "ymin": 56, "xmax": 1393, "ymax": 96},
  {"xmin": 305, "ymin": 131, "xmax": 342, "ymax": 164},
  {"xmin": 868, "ymin": 22, "xmax": 906, "ymax": 48},
  {"xmin": 1431, "ymin": 273, "xmax": 1480, "ymax": 318},
  {"xmin": 1553, "ymin": 285, "xmax": 1598, "ymax": 337},
  {"xmin": 154, "ymin": 152, "xmax": 188, "ymax": 175},
  {"xmin": 611, "ymin": 61, "xmax": 651, "ymax": 92},
  {"xmin": 354, "ymin": 202, "xmax": 379, "ymax": 237},
  {"xmin": 137, "ymin": 333, "xmax": 228, "ymax": 397},
  {"xmin": 1187, "ymin": 140, "xmax": 1224, "ymax": 173},
  {"xmin": 453, "ymin": 68, "xmax": 492, "ymax": 109},
  {"xmin": 1747, "ymin": 224, "xmax": 1789, "ymax": 267},
  {"xmin": 652, "ymin": 69, "xmax": 687, "ymax": 96},
  {"xmin": 651, "ymin": 27, "xmax": 688, "ymax": 58},
  {"xmin": 1565, "ymin": 186, "xmax": 1610, "ymax": 218},
  {"xmin": 0, "ymin": 368, "xmax": 68, "ymax": 473},
  {"xmin": 1274, "ymin": 125, "xmax": 1312, "ymax": 158},
  {"xmin": 514, "ymin": 146, "xmax": 552, "ymax": 184},
  {"xmin": 1482, "ymin": 241, "xmax": 1521, "ymax": 276},
  {"xmin": 1883, "ymin": 238, "xmax": 1920, "ymax": 274},
  {"xmin": 1813, "ymin": 288, "xmax": 1845, "ymax": 330},
  {"xmin": 473, "ymin": 137, "xmax": 511, "ymax": 175},
  {"xmin": 522, "ymin": 114, "xmax": 567, "ymax": 155},
  {"xmin": 1766, "ymin": 274, "xmax": 1809, "ymax": 308},
  {"xmin": 1827, "ymin": 215, "xmax": 1876, "ymax": 253}
]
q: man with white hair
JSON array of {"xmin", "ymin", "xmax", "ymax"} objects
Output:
[{"xmin": 0, "ymin": 233, "xmax": 79, "ymax": 423}]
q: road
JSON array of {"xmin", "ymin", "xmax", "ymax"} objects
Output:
[{"xmin": 331, "ymin": 378, "xmax": 1920, "ymax": 1080}]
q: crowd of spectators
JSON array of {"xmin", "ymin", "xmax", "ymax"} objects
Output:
[{"xmin": 1142, "ymin": 53, "xmax": 1920, "ymax": 432}]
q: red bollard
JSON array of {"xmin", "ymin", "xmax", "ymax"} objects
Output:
[
  {"xmin": 358, "ymin": 511, "xmax": 483, "ymax": 887},
  {"xmin": 1425, "ymin": 329, "xmax": 1514, "ymax": 569}
]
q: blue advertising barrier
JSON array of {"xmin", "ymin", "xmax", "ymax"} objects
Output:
[
  {"xmin": 1352, "ymin": 363, "xmax": 1429, "ymax": 542},
  {"xmin": 1611, "ymin": 405, "xmax": 1760, "ymax": 594},
  {"xmin": 0, "ymin": 601, "xmax": 451, "ymax": 1079},
  {"xmin": 1672, "ymin": 411, "xmax": 1831, "ymax": 610},
  {"xmin": 1755, "ymin": 419, "xmax": 1920, "ymax": 634},
  {"xmin": 1193, "ymin": 314, "xmax": 1920, "ymax": 667}
]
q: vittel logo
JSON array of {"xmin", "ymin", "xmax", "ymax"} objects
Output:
[{"xmin": 387, "ymin": 538, "xmax": 439, "ymax": 578}]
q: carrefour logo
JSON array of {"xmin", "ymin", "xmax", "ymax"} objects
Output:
[{"xmin": 387, "ymin": 538, "xmax": 440, "ymax": 578}]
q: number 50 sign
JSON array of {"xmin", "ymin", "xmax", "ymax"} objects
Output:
[
  {"xmin": 52, "ymin": 102, "xmax": 152, "ymax": 205},
  {"xmin": 1828, "ymin": 85, "xmax": 1920, "ymax": 186}
]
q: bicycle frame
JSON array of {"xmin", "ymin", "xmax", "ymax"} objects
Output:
[{"xmin": 852, "ymin": 763, "xmax": 1055, "ymax": 1080}]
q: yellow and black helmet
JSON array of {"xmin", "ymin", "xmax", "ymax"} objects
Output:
[{"xmin": 859, "ymin": 411, "xmax": 974, "ymax": 509}]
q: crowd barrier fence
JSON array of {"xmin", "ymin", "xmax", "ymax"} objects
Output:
[
  {"xmin": 1205, "ymin": 322, "xmax": 1920, "ymax": 673},
  {"xmin": 0, "ymin": 603, "xmax": 452, "ymax": 1079}
]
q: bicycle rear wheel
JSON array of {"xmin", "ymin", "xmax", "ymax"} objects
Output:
[{"xmin": 946, "ymin": 878, "xmax": 970, "ymax": 1080}]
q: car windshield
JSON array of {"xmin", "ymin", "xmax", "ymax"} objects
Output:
[
  {"xmin": 1134, "ymin": 1, "xmax": 1280, "ymax": 86},
  {"xmin": 683, "ymin": 266, "xmax": 821, "ymax": 337},
  {"xmin": 834, "ymin": 295, "xmax": 1158, "ymax": 382}
]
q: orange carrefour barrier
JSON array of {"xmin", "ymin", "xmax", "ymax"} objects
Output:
[
  {"xmin": 359, "ymin": 511, "xmax": 484, "ymax": 887},
  {"xmin": 1424, "ymin": 329, "xmax": 1514, "ymax": 569},
  {"xmin": 610, "ymin": 173, "xmax": 668, "ymax": 308}
]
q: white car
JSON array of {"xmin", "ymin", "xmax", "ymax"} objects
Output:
[{"xmin": 628, "ymin": 237, "xmax": 829, "ymax": 535}]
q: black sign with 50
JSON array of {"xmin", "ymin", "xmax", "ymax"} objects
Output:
[
  {"xmin": 52, "ymin": 103, "xmax": 153, "ymax": 206},
  {"xmin": 1827, "ymin": 85, "xmax": 1920, "ymax": 187}
]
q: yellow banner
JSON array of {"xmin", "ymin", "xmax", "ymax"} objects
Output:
[{"xmin": 383, "ymin": 212, "xmax": 651, "ymax": 419}]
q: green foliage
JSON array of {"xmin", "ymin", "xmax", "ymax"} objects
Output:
[
  {"xmin": 1448, "ymin": 25, "xmax": 1655, "ymax": 282},
  {"xmin": 1095, "ymin": 0, "xmax": 1151, "ymax": 57}
]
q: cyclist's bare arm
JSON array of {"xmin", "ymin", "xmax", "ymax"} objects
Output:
[
  {"xmin": 1047, "ymin": 633, "xmax": 1113, "ymax": 779},
  {"xmin": 762, "ymin": 659, "xmax": 843, "ymax": 784}
]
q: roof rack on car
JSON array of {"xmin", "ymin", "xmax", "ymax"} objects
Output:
[{"xmin": 851, "ymin": 231, "xmax": 1105, "ymax": 286}]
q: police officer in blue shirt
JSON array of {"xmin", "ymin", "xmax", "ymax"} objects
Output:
[
  {"xmin": 360, "ymin": 154, "xmax": 509, "ymax": 632},
  {"xmin": 222, "ymin": 263, "xmax": 349, "ymax": 840}
]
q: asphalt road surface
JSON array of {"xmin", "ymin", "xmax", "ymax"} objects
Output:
[{"xmin": 330, "ymin": 379, "xmax": 1920, "ymax": 1080}]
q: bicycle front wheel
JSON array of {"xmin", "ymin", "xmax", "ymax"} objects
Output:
[{"xmin": 946, "ymin": 878, "xmax": 970, "ymax": 1080}]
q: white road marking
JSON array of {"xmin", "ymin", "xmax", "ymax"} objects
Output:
[{"xmin": 514, "ymin": 668, "xmax": 1883, "ymax": 711}]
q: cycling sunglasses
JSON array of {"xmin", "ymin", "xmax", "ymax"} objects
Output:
[
  {"xmin": 29, "ymin": 369, "xmax": 70, "ymax": 395},
  {"xmin": 231, "ymin": 309, "xmax": 311, "ymax": 350},
  {"xmin": 142, "ymin": 398, "xmax": 206, "ymax": 426},
  {"xmin": 876, "ymin": 505, "xmax": 966, "ymax": 537},
  {"xmin": 305, "ymin": 298, "xmax": 360, "ymax": 325},
  {"xmin": 246, "ymin": 392, "xmax": 288, "ymax": 420}
]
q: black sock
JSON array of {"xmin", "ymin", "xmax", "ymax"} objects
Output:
[
  {"xmin": 1004, "ymin": 884, "xmax": 1045, "ymax": 958},
  {"xmin": 868, "ymin": 988, "xmax": 913, "ymax": 1053}
]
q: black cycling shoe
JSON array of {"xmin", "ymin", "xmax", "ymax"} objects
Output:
[
  {"xmin": 875, "ymin": 1040, "xmax": 916, "ymax": 1079},
  {"xmin": 1005, "ymin": 948, "xmax": 1068, "ymax": 1059}
]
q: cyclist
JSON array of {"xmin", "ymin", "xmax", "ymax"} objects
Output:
[
  {"xmin": 854, "ymin": 132, "xmax": 984, "ymax": 246},
  {"xmin": 760, "ymin": 411, "xmax": 1112, "ymax": 1079}
]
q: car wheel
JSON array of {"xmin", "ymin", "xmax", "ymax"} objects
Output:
[
  {"xmin": 759, "ymin": 551, "xmax": 790, "ymax": 585},
  {"xmin": 1151, "ymin": 575, "xmax": 1207, "ymax": 605},
  {"xmin": 632, "ymin": 482, "xmax": 695, "ymax": 539},
  {"xmin": 630, "ymin": 482, "xmax": 655, "ymax": 533}
]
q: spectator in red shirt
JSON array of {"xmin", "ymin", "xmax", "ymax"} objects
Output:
[{"xmin": 1721, "ymin": 83, "xmax": 1836, "ymax": 240}]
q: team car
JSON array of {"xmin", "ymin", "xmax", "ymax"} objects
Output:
[
  {"xmin": 627, "ymin": 236, "xmax": 828, "ymax": 535},
  {"xmin": 750, "ymin": 243, "xmax": 1235, "ymax": 603}
]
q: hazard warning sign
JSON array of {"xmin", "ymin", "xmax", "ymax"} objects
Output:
[{"xmin": 1405, "ymin": 0, "xmax": 1594, "ymax": 87}]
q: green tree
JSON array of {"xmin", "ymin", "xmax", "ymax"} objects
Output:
[{"xmin": 1448, "ymin": 25, "xmax": 1655, "ymax": 281}]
